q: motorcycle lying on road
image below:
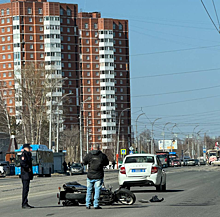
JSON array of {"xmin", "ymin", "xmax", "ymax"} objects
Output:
[{"xmin": 57, "ymin": 181, "xmax": 136, "ymax": 206}]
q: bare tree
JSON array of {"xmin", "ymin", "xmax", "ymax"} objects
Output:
[{"xmin": 59, "ymin": 126, "xmax": 80, "ymax": 163}]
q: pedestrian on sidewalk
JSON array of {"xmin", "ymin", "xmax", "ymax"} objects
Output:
[
  {"xmin": 20, "ymin": 144, "xmax": 34, "ymax": 209},
  {"xmin": 83, "ymin": 144, "xmax": 109, "ymax": 209}
]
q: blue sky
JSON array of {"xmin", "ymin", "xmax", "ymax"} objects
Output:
[{"xmin": 52, "ymin": 0, "xmax": 220, "ymax": 140}]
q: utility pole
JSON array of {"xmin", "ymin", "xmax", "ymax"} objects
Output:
[
  {"xmin": 204, "ymin": 133, "xmax": 207, "ymax": 160},
  {"xmin": 151, "ymin": 118, "xmax": 161, "ymax": 154},
  {"xmin": 188, "ymin": 134, "xmax": 190, "ymax": 158},
  {"xmin": 56, "ymin": 104, "xmax": 59, "ymax": 152},
  {"xmin": 49, "ymin": 94, "xmax": 52, "ymax": 150},
  {"xmin": 86, "ymin": 117, "xmax": 89, "ymax": 154},
  {"xmin": 135, "ymin": 113, "xmax": 144, "ymax": 152}
]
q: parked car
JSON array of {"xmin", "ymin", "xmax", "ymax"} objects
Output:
[
  {"xmin": 0, "ymin": 161, "xmax": 10, "ymax": 176},
  {"xmin": 118, "ymin": 154, "xmax": 166, "ymax": 191},
  {"xmin": 211, "ymin": 160, "xmax": 220, "ymax": 166},
  {"xmin": 199, "ymin": 158, "xmax": 206, "ymax": 165},
  {"xmin": 194, "ymin": 159, "xmax": 200, "ymax": 166},
  {"xmin": 69, "ymin": 163, "xmax": 84, "ymax": 175},
  {"xmin": 173, "ymin": 159, "xmax": 181, "ymax": 167},
  {"xmin": 186, "ymin": 159, "xmax": 196, "ymax": 166}
]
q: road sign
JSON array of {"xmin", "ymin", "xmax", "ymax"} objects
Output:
[
  {"xmin": 121, "ymin": 149, "xmax": 126, "ymax": 155},
  {"xmin": 203, "ymin": 148, "xmax": 206, "ymax": 153},
  {"xmin": 129, "ymin": 150, "xmax": 133, "ymax": 155},
  {"xmin": 129, "ymin": 146, "xmax": 134, "ymax": 151}
]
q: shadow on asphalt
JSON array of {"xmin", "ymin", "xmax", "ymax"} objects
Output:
[
  {"xmin": 132, "ymin": 189, "xmax": 184, "ymax": 193},
  {"xmin": 34, "ymin": 206, "xmax": 64, "ymax": 209}
]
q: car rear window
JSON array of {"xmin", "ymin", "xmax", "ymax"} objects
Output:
[{"xmin": 125, "ymin": 156, "xmax": 155, "ymax": 164}]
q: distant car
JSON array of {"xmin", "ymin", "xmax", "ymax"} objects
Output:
[
  {"xmin": 173, "ymin": 159, "xmax": 181, "ymax": 167},
  {"xmin": 118, "ymin": 154, "xmax": 166, "ymax": 191},
  {"xmin": 199, "ymin": 159, "xmax": 206, "ymax": 165},
  {"xmin": 186, "ymin": 159, "xmax": 196, "ymax": 166},
  {"xmin": 0, "ymin": 161, "xmax": 10, "ymax": 176},
  {"xmin": 70, "ymin": 163, "xmax": 84, "ymax": 175}
]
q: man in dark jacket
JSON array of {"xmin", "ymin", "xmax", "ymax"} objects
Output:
[
  {"xmin": 83, "ymin": 144, "xmax": 109, "ymax": 209},
  {"xmin": 20, "ymin": 144, "xmax": 34, "ymax": 209}
]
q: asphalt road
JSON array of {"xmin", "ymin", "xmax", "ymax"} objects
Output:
[{"xmin": 0, "ymin": 166, "xmax": 220, "ymax": 217}]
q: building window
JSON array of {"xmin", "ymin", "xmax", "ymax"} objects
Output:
[
  {"xmin": 86, "ymin": 32, "xmax": 89, "ymax": 36},
  {"xmin": 95, "ymin": 48, "xmax": 98, "ymax": 52},
  {"xmin": 67, "ymin": 36, "xmax": 70, "ymax": 41},
  {"xmin": 7, "ymin": 36, "xmax": 10, "ymax": 41},
  {"xmin": 7, "ymin": 27, "xmax": 10, "ymax": 32},
  {"xmin": 30, "ymin": 54, "xmax": 34, "ymax": 58},
  {"xmin": 9, "ymin": 99, "xmax": 12, "ymax": 104},
  {"xmin": 68, "ymin": 45, "xmax": 71, "ymax": 50},
  {"xmin": 6, "ymin": 8, "xmax": 9, "ymax": 15},
  {"xmin": 95, "ymin": 40, "xmax": 98, "ymax": 44},
  {"xmin": 119, "ymin": 48, "xmax": 122, "ymax": 53},
  {"xmin": 8, "ymin": 72, "xmax": 12, "ymax": 77},
  {"xmin": 68, "ymin": 54, "xmax": 71, "ymax": 59},
  {"xmin": 1, "ymin": 9, "xmax": 4, "ymax": 16},
  {"xmin": 94, "ymin": 23, "xmax": 98, "ymax": 29},
  {"xmin": 98, "ymin": 136, "xmax": 101, "ymax": 140},
  {"xmin": 120, "ymin": 64, "xmax": 122, "ymax": 68},
  {"xmin": 96, "ymin": 88, "xmax": 99, "ymax": 92},
  {"xmin": 38, "ymin": 8, "xmax": 42, "ymax": 14},
  {"xmin": 28, "ymin": 8, "xmax": 32, "ymax": 14},
  {"xmin": 2, "ymin": 55, "xmax": 5, "ymax": 59},
  {"xmin": 8, "ymin": 63, "xmax": 11, "ymax": 68},
  {"xmin": 86, "ymin": 56, "xmax": 90, "ymax": 60},
  {"xmin": 29, "ymin": 17, "xmax": 32, "ymax": 22},
  {"xmin": 88, "ymin": 112, "xmax": 91, "ymax": 116},
  {"xmin": 96, "ymin": 64, "xmax": 99, "ymax": 68},
  {"xmin": 86, "ymin": 48, "xmax": 89, "ymax": 52},
  {"xmin": 70, "ymin": 107, "xmax": 73, "ymax": 112},
  {"xmin": 2, "ymin": 45, "xmax": 5, "ymax": 50},
  {"xmin": 86, "ymin": 39, "xmax": 89, "ymax": 44},
  {"xmin": 2, "ymin": 37, "xmax": 5, "ymax": 42},
  {"xmin": 88, "ymin": 104, "xmax": 91, "ymax": 108},
  {"xmin": 1, "ymin": 19, "xmax": 4, "ymax": 24},
  {"xmin": 67, "ymin": 9, "xmax": 71, "ymax": 16},
  {"xmin": 97, "ymin": 120, "xmax": 101, "ymax": 125},
  {"xmin": 3, "ymin": 64, "xmax": 6, "ymax": 68},
  {"xmin": 95, "ymin": 56, "xmax": 98, "ymax": 60},
  {"xmin": 40, "ymin": 44, "xmax": 43, "ymax": 49},
  {"xmin": 40, "ymin": 26, "xmax": 43, "ymax": 31},
  {"xmin": 119, "ymin": 23, "xmax": 123, "ymax": 30},
  {"xmin": 30, "ymin": 35, "xmax": 33, "ymax": 40},
  {"xmin": 40, "ymin": 35, "xmax": 43, "ymax": 40},
  {"xmin": 86, "ymin": 64, "xmax": 90, "ymax": 68},
  {"xmin": 119, "ymin": 32, "xmax": 122, "ymax": 37},
  {"xmin": 8, "ymin": 54, "xmax": 11, "ymax": 59},
  {"xmin": 87, "ymin": 72, "xmax": 90, "ymax": 76},
  {"xmin": 60, "ymin": 8, "xmax": 63, "ymax": 15},
  {"xmin": 40, "ymin": 54, "xmax": 44, "ymax": 58},
  {"xmin": 96, "ymin": 72, "xmax": 99, "ymax": 76},
  {"xmin": 68, "ymin": 63, "xmax": 71, "ymax": 68},
  {"xmin": 67, "ymin": 19, "xmax": 70, "ymax": 24},
  {"xmin": 120, "ymin": 88, "xmax": 123, "ymax": 92},
  {"xmin": 29, "ymin": 26, "xmax": 33, "ymax": 31},
  {"xmin": 96, "ymin": 80, "xmax": 99, "ymax": 84},
  {"xmin": 119, "ymin": 40, "xmax": 122, "ymax": 45},
  {"xmin": 67, "ymin": 28, "xmax": 70, "ymax": 33},
  {"xmin": 69, "ymin": 72, "xmax": 71, "ymax": 76},
  {"xmin": 1, "ymin": 28, "xmax": 4, "ymax": 33},
  {"xmin": 39, "ymin": 17, "xmax": 43, "ymax": 22},
  {"xmin": 87, "ymin": 88, "xmax": 91, "ymax": 92},
  {"xmin": 85, "ymin": 23, "xmax": 88, "ymax": 29},
  {"xmin": 9, "ymin": 108, "xmax": 13, "ymax": 113},
  {"xmin": 113, "ymin": 23, "xmax": 116, "ymax": 29}
]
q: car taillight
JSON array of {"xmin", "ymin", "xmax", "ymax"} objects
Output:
[
  {"xmin": 120, "ymin": 166, "xmax": 126, "ymax": 174},
  {"xmin": 165, "ymin": 158, "xmax": 167, "ymax": 162},
  {"xmin": 151, "ymin": 166, "xmax": 158, "ymax": 174}
]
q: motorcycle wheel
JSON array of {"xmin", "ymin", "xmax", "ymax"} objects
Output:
[{"xmin": 116, "ymin": 188, "xmax": 136, "ymax": 205}]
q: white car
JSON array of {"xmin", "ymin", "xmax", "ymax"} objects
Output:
[{"xmin": 118, "ymin": 154, "xmax": 166, "ymax": 191}]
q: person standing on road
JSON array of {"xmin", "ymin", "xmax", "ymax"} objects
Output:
[
  {"xmin": 20, "ymin": 144, "xmax": 34, "ymax": 209},
  {"xmin": 112, "ymin": 160, "xmax": 116, "ymax": 169},
  {"xmin": 83, "ymin": 144, "xmax": 109, "ymax": 209},
  {"xmin": 63, "ymin": 161, "xmax": 67, "ymax": 173}
]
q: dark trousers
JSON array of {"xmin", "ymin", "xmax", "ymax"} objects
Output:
[{"xmin": 22, "ymin": 180, "xmax": 30, "ymax": 207}]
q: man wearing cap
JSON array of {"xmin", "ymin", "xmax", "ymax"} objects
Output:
[{"xmin": 20, "ymin": 144, "xmax": 34, "ymax": 209}]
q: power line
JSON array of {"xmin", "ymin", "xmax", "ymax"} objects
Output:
[
  {"xmin": 132, "ymin": 84, "xmax": 220, "ymax": 98},
  {"xmin": 212, "ymin": 0, "xmax": 220, "ymax": 30},
  {"xmin": 132, "ymin": 94, "xmax": 220, "ymax": 109},
  {"xmin": 131, "ymin": 67, "xmax": 220, "ymax": 79},
  {"xmin": 130, "ymin": 44, "xmax": 220, "ymax": 57},
  {"xmin": 201, "ymin": 0, "xmax": 220, "ymax": 33}
]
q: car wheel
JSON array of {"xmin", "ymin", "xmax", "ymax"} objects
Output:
[{"xmin": 162, "ymin": 183, "xmax": 166, "ymax": 191}]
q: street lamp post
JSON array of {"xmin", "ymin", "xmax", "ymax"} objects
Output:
[
  {"xmin": 55, "ymin": 93, "xmax": 74, "ymax": 152},
  {"xmin": 117, "ymin": 108, "xmax": 130, "ymax": 168},
  {"xmin": 151, "ymin": 118, "xmax": 161, "ymax": 154},
  {"xmin": 49, "ymin": 77, "xmax": 68, "ymax": 150},
  {"xmin": 163, "ymin": 122, "xmax": 171, "ymax": 151},
  {"xmin": 79, "ymin": 97, "xmax": 91, "ymax": 163},
  {"xmin": 170, "ymin": 124, "xmax": 177, "ymax": 152},
  {"xmin": 135, "ymin": 113, "xmax": 145, "ymax": 153},
  {"xmin": 192, "ymin": 125, "xmax": 199, "ymax": 158}
]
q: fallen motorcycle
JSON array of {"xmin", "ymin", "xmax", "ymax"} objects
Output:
[{"xmin": 57, "ymin": 181, "xmax": 136, "ymax": 206}]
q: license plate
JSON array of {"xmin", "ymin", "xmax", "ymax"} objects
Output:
[{"xmin": 131, "ymin": 169, "xmax": 145, "ymax": 172}]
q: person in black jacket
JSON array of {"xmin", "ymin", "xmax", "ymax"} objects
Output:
[
  {"xmin": 20, "ymin": 144, "xmax": 34, "ymax": 209},
  {"xmin": 83, "ymin": 144, "xmax": 109, "ymax": 209}
]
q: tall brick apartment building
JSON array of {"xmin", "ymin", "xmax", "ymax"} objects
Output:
[{"xmin": 0, "ymin": 0, "xmax": 131, "ymax": 152}]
